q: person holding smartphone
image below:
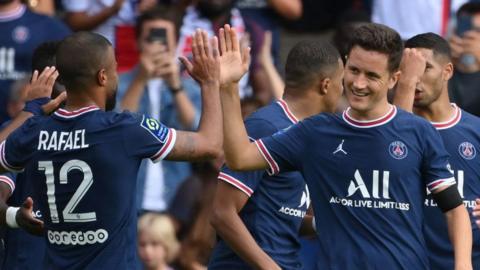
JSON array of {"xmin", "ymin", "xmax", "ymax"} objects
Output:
[
  {"xmin": 118, "ymin": 6, "xmax": 202, "ymax": 214},
  {"xmin": 449, "ymin": 2, "xmax": 480, "ymax": 117}
]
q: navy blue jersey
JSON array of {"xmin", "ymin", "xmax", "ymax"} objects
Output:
[
  {"xmin": 0, "ymin": 5, "xmax": 70, "ymax": 124},
  {"xmin": 0, "ymin": 172, "xmax": 46, "ymax": 270},
  {"xmin": 209, "ymin": 100, "xmax": 308, "ymax": 270},
  {"xmin": 0, "ymin": 106, "xmax": 176, "ymax": 269},
  {"xmin": 257, "ymin": 106, "xmax": 454, "ymax": 270},
  {"xmin": 423, "ymin": 104, "xmax": 480, "ymax": 269}
]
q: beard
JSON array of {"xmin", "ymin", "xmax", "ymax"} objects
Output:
[
  {"xmin": 105, "ymin": 88, "xmax": 117, "ymax": 112},
  {"xmin": 197, "ymin": 0, "xmax": 234, "ymax": 20}
]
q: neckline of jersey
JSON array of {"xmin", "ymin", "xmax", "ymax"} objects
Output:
[
  {"xmin": 342, "ymin": 105, "xmax": 397, "ymax": 128},
  {"xmin": 276, "ymin": 99, "xmax": 299, "ymax": 124},
  {"xmin": 431, "ymin": 103, "xmax": 461, "ymax": 130},
  {"xmin": 0, "ymin": 4, "xmax": 26, "ymax": 22},
  {"xmin": 54, "ymin": 106, "xmax": 100, "ymax": 119}
]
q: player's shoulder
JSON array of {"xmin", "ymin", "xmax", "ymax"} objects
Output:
[
  {"xmin": 459, "ymin": 108, "xmax": 480, "ymax": 128},
  {"xmin": 16, "ymin": 115, "xmax": 49, "ymax": 134},
  {"xmin": 305, "ymin": 112, "xmax": 338, "ymax": 126},
  {"xmin": 394, "ymin": 107, "xmax": 434, "ymax": 130},
  {"xmin": 245, "ymin": 102, "xmax": 286, "ymax": 130},
  {"xmin": 22, "ymin": 9, "xmax": 70, "ymax": 32}
]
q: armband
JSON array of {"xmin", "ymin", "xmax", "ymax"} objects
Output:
[{"xmin": 432, "ymin": 185, "xmax": 463, "ymax": 212}]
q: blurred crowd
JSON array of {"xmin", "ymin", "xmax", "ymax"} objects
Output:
[{"xmin": 2, "ymin": 0, "xmax": 480, "ymax": 269}]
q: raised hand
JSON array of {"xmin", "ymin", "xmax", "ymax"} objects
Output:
[
  {"xmin": 218, "ymin": 24, "xmax": 251, "ymax": 86},
  {"xmin": 179, "ymin": 29, "xmax": 220, "ymax": 86},
  {"xmin": 399, "ymin": 48, "xmax": 426, "ymax": 83},
  {"xmin": 16, "ymin": 197, "xmax": 44, "ymax": 236},
  {"xmin": 26, "ymin": 66, "xmax": 59, "ymax": 101}
]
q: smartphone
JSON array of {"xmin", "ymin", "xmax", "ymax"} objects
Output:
[
  {"xmin": 147, "ymin": 28, "xmax": 168, "ymax": 44},
  {"xmin": 457, "ymin": 14, "xmax": 472, "ymax": 36}
]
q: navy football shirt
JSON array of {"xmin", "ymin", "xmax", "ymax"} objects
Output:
[
  {"xmin": 257, "ymin": 105, "xmax": 454, "ymax": 270},
  {"xmin": 423, "ymin": 104, "xmax": 480, "ymax": 269},
  {"xmin": 0, "ymin": 5, "xmax": 70, "ymax": 124},
  {"xmin": 0, "ymin": 171, "xmax": 46, "ymax": 270},
  {"xmin": 0, "ymin": 106, "xmax": 176, "ymax": 269},
  {"xmin": 209, "ymin": 100, "xmax": 308, "ymax": 270}
]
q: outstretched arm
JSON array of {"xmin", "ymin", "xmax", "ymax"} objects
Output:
[
  {"xmin": 218, "ymin": 25, "xmax": 268, "ymax": 171},
  {"xmin": 165, "ymin": 30, "xmax": 222, "ymax": 161}
]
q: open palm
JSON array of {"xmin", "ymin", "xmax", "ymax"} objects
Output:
[{"xmin": 219, "ymin": 25, "xmax": 250, "ymax": 85}]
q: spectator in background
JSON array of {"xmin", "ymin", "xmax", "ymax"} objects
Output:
[
  {"xmin": 0, "ymin": 0, "xmax": 70, "ymax": 125},
  {"xmin": 62, "ymin": 0, "xmax": 157, "ymax": 72},
  {"xmin": 177, "ymin": 0, "xmax": 251, "ymax": 98},
  {"xmin": 118, "ymin": 7, "xmax": 201, "ymax": 213},
  {"xmin": 138, "ymin": 213, "xmax": 180, "ymax": 270},
  {"xmin": 449, "ymin": 2, "xmax": 480, "ymax": 117},
  {"xmin": 371, "ymin": 0, "xmax": 468, "ymax": 40},
  {"xmin": 168, "ymin": 162, "xmax": 218, "ymax": 270},
  {"xmin": 236, "ymin": 0, "xmax": 301, "ymax": 103}
]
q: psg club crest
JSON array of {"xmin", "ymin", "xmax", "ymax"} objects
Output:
[
  {"xmin": 389, "ymin": 141, "xmax": 408, "ymax": 160},
  {"xmin": 458, "ymin": 142, "xmax": 476, "ymax": 160},
  {"xmin": 12, "ymin": 26, "xmax": 29, "ymax": 43}
]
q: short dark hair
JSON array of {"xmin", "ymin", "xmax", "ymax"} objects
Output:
[
  {"xmin": 457, "ymin": 2, "xmax": 480, "ymax": 17},
  {"xmin": 32, "ymin": 41, "xmax": 64, "ymax": 98},
  {"xmin": 32, "ymin": 41, "xmax": 60, "ymax": 73},
  {"xmin": 135, "ymin": 6, "xmax": 179, "ymax": 40},
  {"xmin": 405, "ymin": 32, "xmax": 451, "ymax": 61},
  {"xmin": 285, "ymin": 40, "xmax": 340, "ymax": 91},
  {"xmin": 346, "ymin": 23, "xmax": 403, "ymax": 72},
  {"xmin": 56, "ymin": 32, "xmax": 112, "ymax": 91}
]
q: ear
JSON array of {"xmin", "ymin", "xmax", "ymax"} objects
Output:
[
  {"xmin": 319, "ymin": 78, "xmax": 330, "ymax": 95},
  {"xmin": 443, "ymin": 62, "xmax": 454, "ymax": 81},
  {"xmin": 97, "ymin": 69, "xmax": 108, "ymax": 86},
  {"xmin": 388, "ymin": 70, "xmax": 401, "ymax": 89}
]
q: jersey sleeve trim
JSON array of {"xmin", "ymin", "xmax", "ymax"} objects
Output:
[
  {"xmin": 427, "ymin": 177, "xmax": 456, "ymax": 192},
  {"xmin": 0, "ymin": 175, "xmax": 14, "ymax": 195},
  {"xmin": 151, "ymin": 129, "xmax": 177, "ymax": 162},
  {"xmin": 0, "ymin": 141, "xmax": 24, "ymax": 173},
  {"xmin": 218, "ymin": 172, "xmax": 253, "ymax": 197},
  {"xmin": 254, "ymin": 139, "xmax": 279, "ymax": 175}
]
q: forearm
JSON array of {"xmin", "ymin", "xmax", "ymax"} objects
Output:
[
  {"xmin": 121, "ymin": 73, "xmax": 148, "ymax": 112},
  {"xmin": 196, "ymin": 81, "xmax": 222, "ymax": 155},
  {"xmin": 268, "ymin": 0, "xmax": 302, "ymax": 20},
  {"xmin": 393, "ymin": 78, "xmax": 416, "ymax": 113},
  {"xmin": 0, "ymin": 111, "xmax": 33, "ymax": 142},
  {"xmin": 211, "ymin": 210, "xmax": 280, "ymax": 270},
  {"xmin": 65, "ymin": 8, "xmax": 119, "ymax": 31},
  {"xmin": 221, "ymin": 83, "xmax": 265, "ymax": 170},
  {"xmin": 172, "ymin": 91, "xmax": 197, "ymax": 129},
  {"xmin": 446, "ymin": 205, "xmax": 473, "ymax": 269}
]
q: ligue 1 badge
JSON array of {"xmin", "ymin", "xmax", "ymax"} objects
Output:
[
  {"xmin": 458, "ymin": 142, "xmax": 476, "ymax": 160},
  {"xmin": 12, "ymin": 26, "xmax": 29, "ymax": 43},
  {"xmin": 389, "ymin": 141, "xmax": 408, "ymax": 160}
]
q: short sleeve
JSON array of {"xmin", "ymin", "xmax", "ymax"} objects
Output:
[
  {"xmin": 0, "ymin": 119, "xmax": 36, "ymax": 172},
  {"xmin": 421, "ymin": 124, "xmax": 455, "ymax": 192},
  {"xmin": 255, "ymin": 120, "xmax": 309, "ymax": 175},
  {"xmin": 218, "ymin": 118, "xmax": 278, "ymax": 196},
  {"xmin": 0, "ymin": 172, "xmax": 16, "ymax": 195},
  {"xmin": 123, "ymin": 114, "xmax": 177, "ymax": 163}
]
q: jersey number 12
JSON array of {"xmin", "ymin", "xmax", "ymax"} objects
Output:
[{"xmin": 38, "ymin": 160, "xmax": 96, "ymax": 223}]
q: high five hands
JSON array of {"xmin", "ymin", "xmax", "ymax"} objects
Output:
[{"xmin": 179, "ymin": 25, "xmax": 251, "ymax": 88}]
